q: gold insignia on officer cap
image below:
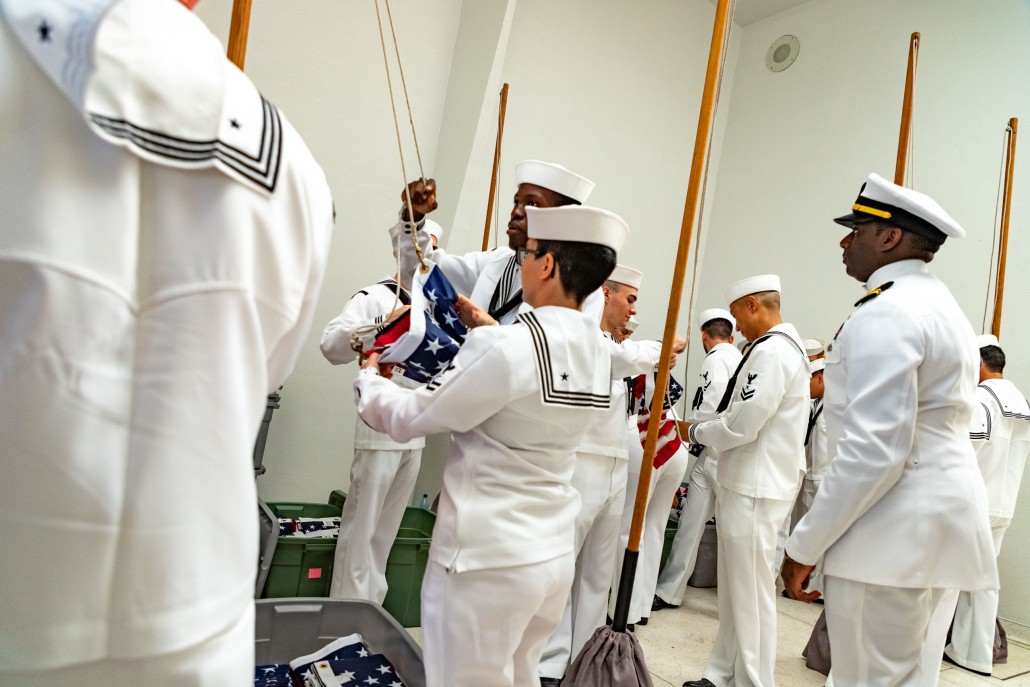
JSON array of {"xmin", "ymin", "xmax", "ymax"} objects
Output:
[{"xmin": 834, "ymin": 173, "xmax": 964, "ymax": 243}]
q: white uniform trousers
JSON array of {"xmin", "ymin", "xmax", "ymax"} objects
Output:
[
  {"xmin": 944, "ymin": 518, "xmax": 1009, "ymax": 674},
  {"xmin": 539, "ymin": 452, "xmax": 627, "ymax": 679},
  {"xmin": 655, "ymin": 454, "xmax": 717, "ymax": 606},
  {"xmin": 610, "ymin": 438, "xmax": 691, "ymax": 625},
  {"xmin": 703, "ymin": 488, "xmax": 794, "ymax": 687},
  {"xmin": 330, "ymin": 448, "xmax": 422, "ymax": 602},
  {"xmin": 421, "ymin": 553, "xmax": 574, "ymax": 687},
  {"xmin": 0, "ymin": 604, "xmax": 253, "ymax": 687},
  {"xmin": 823, "ymin": 576, "xmax": 957, "ymax": 687}
]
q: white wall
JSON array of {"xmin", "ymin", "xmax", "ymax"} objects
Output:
[
  {"xmin": 704, "ymin": 0, "xmax": 1030, "ymax": 627},
  {"xmin": 194, "ymin": 0, "xmax": 463, "ymax": 503}
]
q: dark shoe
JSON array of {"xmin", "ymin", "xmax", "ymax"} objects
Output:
[
  {"xmin": 942, "ymin": 652, "xmax": 992, "ymax": 677},
  {"xmin": 652, "ymin": 595, "xmax": 679, "ymax": 611},
  {"xmin": 636, "ymin": 616, "xmax": 648, "ymax": 626},
  {"xmin": 683, "ymin": 679, "xmax": 717, "ymax": 687},
  {"xmin": 540, "ymin": 678, "xmax": 563, "ymax": 687}
]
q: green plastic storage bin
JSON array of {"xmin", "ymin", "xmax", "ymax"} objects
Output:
[
  {"xmin": 327, "ymin": 491, "xmax": 434, "ymax": 628},
  {"xmin": 261, "ymin": 502, "xmax": 342, "ymax": 598}
]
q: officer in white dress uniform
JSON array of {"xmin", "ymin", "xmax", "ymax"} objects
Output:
[
  {"xmin": 355, "ymin": 205, "xmax": 627, "ymax": 687},
  {"xmin": 683, "ymin": 275, "xmax": 809, "ymax": 687},
  {"xmin": 0, "ymin": 1, "xmax": 334, "ymax": 684},
  {"xmin": 539, "ymin": 264, "xmax": 657, "ymax": 685},
  {"xmin": 944, "ymin": 335, "xmax": 1030, "ymax": 675},
  {"xmin": 396, "ymin": 160, "xmax": 596, "ymax": 324},
  {"xmin": 320, "ymin": 267, "xmax": 425, "ymax": 604},
  {"xmin": 783, "ymin": 173, "xmax": 998, "ymax": 687},
  {"xmin": 654, "ymin": 308, "xmax": 741, "ymax": 610}
]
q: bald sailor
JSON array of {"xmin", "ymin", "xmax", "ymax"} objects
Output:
[
  {"xmin": 355, "ymin": 206, "xmax": 626, "ymax": 687},
  {"xmin": 654, "ymin": 308, "xmax": 741, "ymax": 611},
  {"xmin": 783, "ymin": 173, "xmax": 998, "ymax": 687},
  {"xmin": 944, "ymin": 335, "xmax": 1030, "ymax": 676},
  {"xmin": 682, "ymin": 275, "xmax": 808, "ymax": 687}
]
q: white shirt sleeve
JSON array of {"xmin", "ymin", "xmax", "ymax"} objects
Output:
[
  {"xmin": 969, "ymin": 391, "xmax": 991, "ymax": 454},
  {"xmin": 390, "ymin": 217, "xmax": 489, "ymax": 297},
  {"xmin": 609, "ymin": 337, "xmax": 663, "ymax": 380},
  {"xmin": 320, "ymin": 290, "xmax": 389, "ymax": 366},
  {"xmin": 353, "ymin": 328, "xmax": 517, "ymax": 443}
]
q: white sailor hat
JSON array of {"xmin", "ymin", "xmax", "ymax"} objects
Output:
[
  {"xmin": 810, "ymin": 358, "xmax": 826, "ymax": 373},
  {"xmin": 526, "ymin": 205, "xmax": 628, "ymax": 254},
  {"xmin": 725, "ymin": 274, "xmax": 781, "ymax": 305},
  {"xmin": 976, "ymin": 334, "xmax": 1000, "ymax": 349},
  {"xmin": 609, "ymin": 265, "xmax": 642, "ymax": 289},
  {"xmin": 625, "ymin": 315, "xmax": 640, "ymax": 333},
  {"xmin": 834, "ymin": 173, "xmax": 964, "ymax": 244},
  {"xmin": 697, "ymin": 307, "xmax": 735, "ymax": 330},
  {"xmin": 424, "ymin": 219, "xmax": 444, "ymax": 242},
  {"xmin": 803, "ymin": 337, "xmax": 827, "ymax": 357},
  {"xmin": 515, "ymin": 160, "xmax": 595, "ymax": 204}
]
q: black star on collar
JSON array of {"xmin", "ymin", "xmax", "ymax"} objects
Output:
[
  {"xmin": 561, "ymin": 372, "xmax": 569, "ymax": 381},
  {"xmin": 229, "ymin": 118, "xmax": 241, "ymax": 129},
  {"xmin": 38, "ymin": 20, "xmax": 53, "ymax": 42}
]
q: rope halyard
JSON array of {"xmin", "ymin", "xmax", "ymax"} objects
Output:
[
  {"xmin": 350, "ymin": 0, "xmax": 428, "ymax": 357},
  {"xmin": 373, "ymin": 0, "xmax": 429, "ymax": 275}
]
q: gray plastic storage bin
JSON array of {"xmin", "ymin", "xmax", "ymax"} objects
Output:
[
  {"xmin": 687, "ymin": 521, "xmax": 718, "ymax": 588},
  {"xmin": 255, "ymin": 598, "xmax": 425, "ymax": 687}
]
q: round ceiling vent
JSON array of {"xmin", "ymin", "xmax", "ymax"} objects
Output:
[{"xmin": 766, "ymin": 35, "xmax": 800, "ymax": 72}]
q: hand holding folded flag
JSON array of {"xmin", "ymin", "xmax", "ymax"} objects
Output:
[{"xmin": 370, "ymin": 264, "xmax": 469, "ymax": 384}]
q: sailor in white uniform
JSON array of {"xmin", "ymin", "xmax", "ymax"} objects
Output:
[
  {"xmin": 539, "ymin": 265, "xmax": 660, "ymax": 685},
  {"xmin": 354, "ymin": 205, "xmax": 627, "ymax": 687},
  {"xmin": 395, "ymin": 160, "xmax": 596, "ymax": 324},
  {"xmin": 0, "ymin": 1, "xmax": 334, "ymax": 684},
  {"xmin": 683, "ymin": 275, "xmax": 809, "ymax": 687},
  {"xmin": 653, "ymin": 308, "xmax": 741, "ymax": 611},
  {"xmin": 783, "ymin": 173, "xmax": 998, "ymax": 687},
  {"xmin": 609, "ymin": 339, "xmax": 692, "ymax": 627},
  {"xmin": 320, "ymin": 258, "xmax": 426, "ymax": 604},
  {"xmin": 944, "ymin": 335, "xmax": 1030, "ymax": 676}
]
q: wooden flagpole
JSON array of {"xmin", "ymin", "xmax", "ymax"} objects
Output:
[
  {"xmin": 894, "ymin": 32, "xmax": 919, "ymax": 185},
  {"xmin": 482, "ymin": 84, "xmax": 511, "ymax": 251},
  {"xmin": 991, "ymin": 117, "xmax": 1018, "ymax": 339},
  {"xmin": 611, "ymin": 0, "xmax": 733, "ymax": 632},
  {"xmin": 227, "ymin": 0, "xmax": 253, "ymax": 70}
]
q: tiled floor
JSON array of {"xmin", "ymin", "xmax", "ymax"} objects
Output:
[{"xmin": 406, "ymin": 586, "xmax": 1030, "ymax": 685}]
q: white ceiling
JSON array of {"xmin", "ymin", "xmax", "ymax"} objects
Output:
[{"xmin": 718, "ymin": 0, "xmax": 815, "ymax": 26}]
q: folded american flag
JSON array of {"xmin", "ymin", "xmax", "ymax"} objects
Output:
[
  {"xmin": 254, "ymin": 663, "xmax": 292, "ymax": 687},
  {"xmin": 311, "ymin": 654, "xmax": 406, "ymax": 686},
  {"xmin": 289, "ymin": 634, "xmax": 368, "ymax": 686},
  {"xmin": 373, "ymin": 264, "xmax": 468, "ymax": 384}
]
